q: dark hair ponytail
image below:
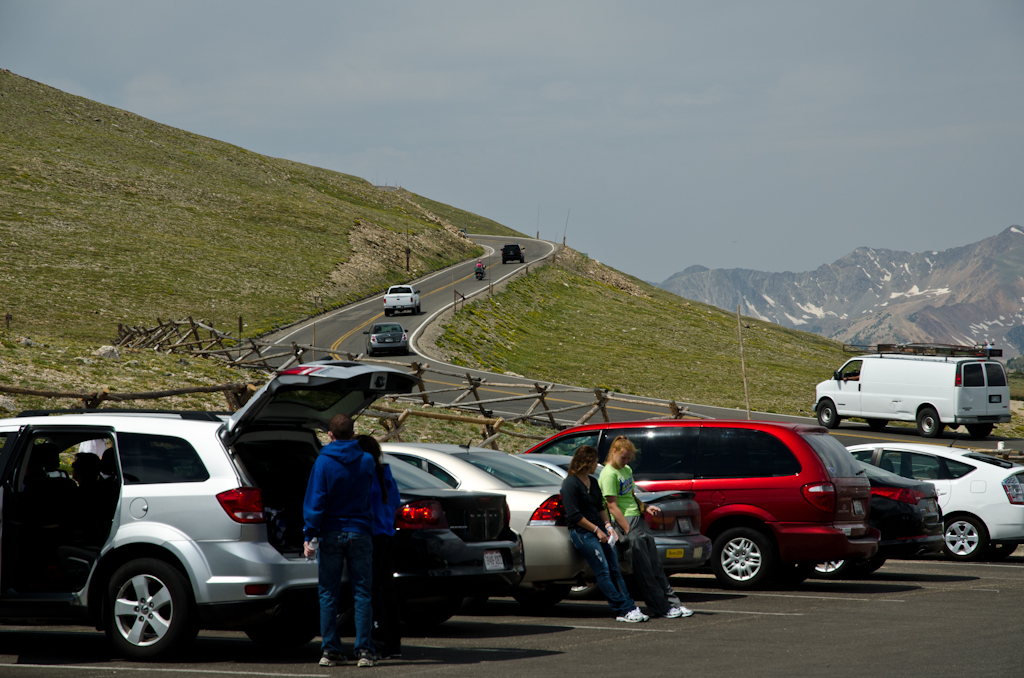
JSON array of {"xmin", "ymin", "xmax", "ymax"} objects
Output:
[{"xmin": 356, "ymin": 435, "xmax": 387, "ymax": 502}]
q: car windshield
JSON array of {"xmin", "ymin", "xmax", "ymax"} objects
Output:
[
  {"xmin": 457, "ymin": 452, "xmax": 560, "ymax": 488},
  {"xmin": 383, "ymin": 455, "xmax": 452, "ymax": 490},
  {"xmin": 801, "ymin": 433, "xmax": 863, "ymax": 478},
  {"xmin": 373, "ymin": 324, "xmax": 403, "ymax": 333}
]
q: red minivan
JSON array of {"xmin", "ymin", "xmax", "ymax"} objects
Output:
[{"xmin": 524, "ymin": 420, "xmax": 879, "ymax": 589}]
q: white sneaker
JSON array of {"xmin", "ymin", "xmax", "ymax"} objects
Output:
[
  {"xmin": 664, "ymin": 605, "xmax": 694, "ymax": 618},
  {"xmin": 616, "ymin": 607, "xmax": 649, "ymax": 623}
]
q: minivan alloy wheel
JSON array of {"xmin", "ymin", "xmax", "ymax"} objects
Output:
[
  {"xmin": 814, "ymin": 560, "xmax": 845, "ymax": 575},
  {"xmin": 721, "ymin": 537, "xmax": 763, "ymax": 581}
]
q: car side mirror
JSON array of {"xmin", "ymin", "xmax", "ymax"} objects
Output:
[
  {"xmin": 415, "ymin": 290, "xmax": 421, "ymax": 294},
  {"xmin": 362, "ymin": 331, "xmax": 369, "ymax": 335},
  {"xmin": 833, "ymin": 371, "xmax": 841, "ymax": 380}
]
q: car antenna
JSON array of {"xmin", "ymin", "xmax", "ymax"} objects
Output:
[
  {"xmin": 949, "ymin": 431, "xmax": 963, "ymax": 447},
  {"xmin": 461, "ymin": 439, "xmax": 472, "ymax": 451}
]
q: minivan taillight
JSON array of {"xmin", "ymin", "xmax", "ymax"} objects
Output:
[
  {"xmin": 872, "ymin": 486, "xmax": 926, "ymax": 505},
  {"xmin": 396, "ymin": 500, "xmax": 449, "ymax": 529},
  {"xmin": 801, "ymin": 482, "xmax": 836, "ymax": 513},
  {"xmin": 528, "ymin": 495, "xmax": 566, "ymax": 526},
  {"xmin": 216, "ymin": 488, "xmax": 265, "ymax": 523},
  {"xmin": 1002, "ymin": 475, "xmax": 1024, "ymax": 505},
  {"xmin": 503, "ymin": 500, "xmax": 511, "ymax": 530}
]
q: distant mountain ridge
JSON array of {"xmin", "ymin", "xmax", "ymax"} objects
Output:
[{"xmin": 657, "ymin": 227, "xmax": 1024, "ymax": 358}]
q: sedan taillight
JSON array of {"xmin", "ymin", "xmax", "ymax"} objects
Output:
[
  {"xmin": 801, "ymin": 482, "xmax": 836, "ymax": 513},
  {"xmin": 1002, "ymin": 475, "xmax": 1024, "ymax": 505},
  {"xmin": 396, "ymin": 500, "xmax": 449, "ymax": 529},
  {"xmin": 528, "ymin": 495, "xmax": 566, "ymax": 526},
  {"xmin": 216, "ymin": 487, "xmax": 265, "ymax": 523},
  {"xmin": 872, "ymin": 486, "xmax": 927, "ymax": 505}
]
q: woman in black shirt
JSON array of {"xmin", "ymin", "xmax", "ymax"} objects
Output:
[{"xmin": 560, "ymin": 446, "xmax": 647, "ymax": 623}]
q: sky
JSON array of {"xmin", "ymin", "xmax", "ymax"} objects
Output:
[{"xmin": 2, "ymin": 1, "xmax": 1023, "ymax": 283}]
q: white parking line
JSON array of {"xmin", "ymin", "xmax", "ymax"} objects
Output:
[
  {"xmin": 693, "ymin": 609, "xmax": 805, "ymax": 616},
  {"xmin": 0, "ymin": 666, "xmax": 313, "ymax": 677},
  {"xmin": 676, "ymin": 590, "xmax": 903, "ymax": 603}
]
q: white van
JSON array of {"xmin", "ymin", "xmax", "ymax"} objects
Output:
[{"xmin": 814, "ymin": 346, "xmax": 1010, "ymax": 439}]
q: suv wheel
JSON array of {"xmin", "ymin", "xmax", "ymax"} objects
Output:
[
  {"xmin": 943, "ymin": 515, "xmax": 989, "ymax": 561},
  {"xmin": 816, "ymin": 399, "xmax": 839, "ymax": 429},
  {"xmin": 916, "ymin": 406, "xmax": 944, "ymax": 438},
  {"xmin": 106, "ymin": 558, "xmax": 198, "ymax": 660},
  {"xmin": 711, "ymin": 527, "xmax": 776, "ymax": 589}
]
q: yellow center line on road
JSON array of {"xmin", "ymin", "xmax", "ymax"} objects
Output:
[{"xmin": 329, "ymin": 271, "xmax": 479, "ymax": 354}]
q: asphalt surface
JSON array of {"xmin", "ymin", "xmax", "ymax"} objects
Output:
[
  {"xmin": 261, "ymin": 234, "xmax": 1014, "ymax": 453},
  {"xmin": 4, "ymin": 553, "xmax": 1022, "ymax": 677}
]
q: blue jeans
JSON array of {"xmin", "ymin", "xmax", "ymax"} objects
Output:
[
  {"xmin": 569, "ymin": 529, "xmax": 634, "ymax": 616},
  {"xmin": 318, "ymin": 531, "xmax": 373, "ymax": 654}
]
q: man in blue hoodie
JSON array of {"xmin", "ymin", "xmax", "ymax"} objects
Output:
[{"xmin": 303, "ymin": 413, "xmax": 376, "ymax": 667}]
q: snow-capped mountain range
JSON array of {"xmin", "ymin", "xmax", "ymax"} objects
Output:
[{"xmin": 657, "ymin": 226, "xmax": 1024, "ymax": 358}]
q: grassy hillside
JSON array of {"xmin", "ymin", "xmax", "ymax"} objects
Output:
[
  {"xmin": 405, "ymin": 190, "xmax": 525, "ymax": 238},
  {"xmin": 437, "ymin": 249, "xmax": 856, "ymax": 417},
  {"xmin": 0, "ymin": 69, "xmax": 493, "ymax": 344}
]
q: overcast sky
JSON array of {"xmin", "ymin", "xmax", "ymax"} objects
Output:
[{"xmin": 2, "ymin": 1, "xmax": 1023, "ymax": 282}]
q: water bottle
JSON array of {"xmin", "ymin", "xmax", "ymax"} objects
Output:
[{"xmin": 307, "ymin": 537, "xmax": 319, "ymax": 562}]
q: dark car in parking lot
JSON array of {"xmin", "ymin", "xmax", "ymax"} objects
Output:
[
  {"xmin": 814, "ymin": 461, "xmax": 943, "ymax": 578},
  {"xmin": 525, "ymin": 420, "xmax": 879, "ymax": 589},
  {"xmin": 501, "ymin": 243, "xmax": 525, "ymax": 263}
]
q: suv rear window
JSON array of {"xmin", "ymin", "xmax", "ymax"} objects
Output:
[
  {"xmin": 696, "ymin": 429, "xmax": 801, "ymax": 478},
  {"xmin": 118, "ymin": 433, "xmax": 209, "ymax": 484},
  {"xmin": 801, "ymin": 434, "xmax": 861, "ymax": 478}
]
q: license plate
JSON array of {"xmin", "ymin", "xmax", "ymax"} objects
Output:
[
  {"xmin": 676, "ymin": 517, "xmax": 692, "ymax": 533},
  {"xmin": 666, "ymin": 548, "xmax": 685, "ymax": 559},
  {"xmin": 853, "ymin": 499, "xmax": 864, "ymax": 515},
  {"xmin": 484, "ymin": 550, "xmax": 504, "ymax": 571},
  {"xmin": 382, "ymin": 338, "xmax": 393, "ymax": 343}
]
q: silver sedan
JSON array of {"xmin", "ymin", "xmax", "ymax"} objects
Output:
[{"xmin": 363, "ymin": 323, "xmax": 408, "ymax": 356}]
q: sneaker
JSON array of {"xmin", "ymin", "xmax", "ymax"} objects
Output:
[
  {"xmin": 616, "ymin": 607, "xmax": 649, "ymax": 623},
  {"xmin": 356, "ymin": 649, "xmax": 377, "ymax": 667},
  {"xmin": 319, "ymin": 651, "xmax": 347, "ymax": 667},
  {"xmin": 665, "ymin": 605, "xmax": 694, "ymax": 618}
]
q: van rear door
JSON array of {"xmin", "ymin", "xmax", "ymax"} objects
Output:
[
  {"xmin": 958, "ymin": 361, "xmax": 987, "ymax": 420},
  {"xmin": 984, "ymin": 361, "xmax": 1009, "ymax": 418}
]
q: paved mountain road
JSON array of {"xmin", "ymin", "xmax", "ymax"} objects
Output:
[{"xmin": 261, "ymin": 235, "xmax": 1007, "ymax": 451}]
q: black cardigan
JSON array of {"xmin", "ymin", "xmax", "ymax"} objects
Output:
[{"xmin": 560, "ymin": 474, "xmax": 606, "ymax": 534}]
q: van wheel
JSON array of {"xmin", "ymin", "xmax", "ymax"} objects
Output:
[
  {"xmin": 943, "ymin": 516, "xmax": 989, "ymax": 561},
  {"xmin": 812, "ymin": 560, "xmax": 850, "ymax": 579},
  {"xmin": 865, "ymin": 419, "xmax": 888, "ymax": 431},
  {"xmin": 816, "ymin": 399, "xmax": 840, "ymax": 429},
  {"xmin": 916, "ymin": 407, "xmax": 944, "ymax": 438},
  {"xmin": 106, "ymin": 558, "xmax": 198, "ymax": 660},
  {"xmin": 711, "ymin": 528, "xmax": 776, "ymax": 589},
  {"xmin": 966, "ymin": 424, "xmax": 994, "ymax": 439}
]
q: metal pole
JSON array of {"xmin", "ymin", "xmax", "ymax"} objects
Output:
[
  {"xmin": 312, "ymin": 323, "xmax": 316, "ymax": 362},
  {"xmin": 737, "ymin": 305, "xmax": 751, "ymax": 420}
]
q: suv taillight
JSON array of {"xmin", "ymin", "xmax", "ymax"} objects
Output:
[
  {"xmin": 801, "ymin": 482, "xmax": 836, "ymax": 513},
  {"xmin": 216, "ymin": 487, "xmax": 265, "ymax": 523},
  {"xmin": 1002, "ymin": 475, "xmax": 1024, "ymax": 505},
  {"xmin": 872, "ymin": 486, "xmax": 926, "ymax": 505},
  {"xmin": 528, "ymin": 495, "xmax": 566, "ymax": 526},
  {"xmin": 396, "ymin": 500, "xmax": 449, "ymax": 529}
]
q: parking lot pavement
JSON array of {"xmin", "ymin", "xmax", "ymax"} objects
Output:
[{"xmin": 3, "ymin": 557, "xmax": 1023, "ymax": 678}]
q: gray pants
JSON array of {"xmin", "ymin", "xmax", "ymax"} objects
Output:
[{"xmin": 623, "ymin": 516, "xmax": 679, "ymax": 616}]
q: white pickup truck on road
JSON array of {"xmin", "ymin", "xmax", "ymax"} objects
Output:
[{"xmin": 383, "ymin": 285, "xmax": 420, "ymax": 316}]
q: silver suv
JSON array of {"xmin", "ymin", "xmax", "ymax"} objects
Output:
[{"xmin": 0, "ymin": 362, "xmax": 417, "ymax": 660}]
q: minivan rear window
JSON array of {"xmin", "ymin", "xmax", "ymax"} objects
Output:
[
  {"xmin": 696, "ymin": 429, "xmax": 801, "ymax": 478},
  {"xmin": 986, "ymin": 362, "xmax": 1007, "ymax": 387},
  {"xmin": 801, "ymin": 434, "xmax": 862, "ymax": 478}
]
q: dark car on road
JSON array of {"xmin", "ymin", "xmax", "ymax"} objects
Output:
[
  {"xmin": 501, "ymin": 243, "xmax": 525, "ymax": 264},
  {"xmin": 524, "ymin": 420, "xmax": 879, "ymax": 589},
  {"xmin": 814, "ymin": 461, "xmax": 943, "ymax": 578},
  {"xmin": 363, "ymin": 323, "xmax": 408, "ymax": 356}
]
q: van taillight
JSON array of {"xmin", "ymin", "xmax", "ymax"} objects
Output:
[
  {"xmin": 528, "ymin": 495, "xmax": 566, "ymax": 526},
  {"xmin": 396, "ymin": 500, "xmax": 449, "ymax": 529},
  {"xmin": 872, "ymin": 486, "xmax": 926, "ymax": 505},
  {"xmin": 1002, "ymin": 476, "xmax": 1024, "ymax": 505},
  {"xmin": 801, "ymin": 482, "xmax": 836, "ymax": 513},
  {"xmin": 216, "ymin": 488, "xmax": 265, "ymax": 523},
  {"xmin": 955, "ymin": 372, "xmax": 962, "ymax": 387}
]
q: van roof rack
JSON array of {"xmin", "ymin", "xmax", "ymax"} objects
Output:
[
  {"xmin": 16, "ymin": 409, "xmax": 228, "ymax": 421},
  {"xmin": 843, "ymin": 343, "xmax": 1002, "ymax": 358}
]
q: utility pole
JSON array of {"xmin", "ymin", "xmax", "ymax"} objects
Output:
[
  {"xmin": 737, "ymin": 305, "xmax": 751, "ymax": 420},
  {"xmin": 562, "ymin": 209, "xmax": 570, "ymax": 247},
  {"xmin": 405, "ymin": 226, "xmax": 410, "ymax": 271}
]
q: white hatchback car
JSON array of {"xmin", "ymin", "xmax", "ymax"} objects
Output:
[{"xmin": 847, "ymin": 442, "xmax": 1024, "ymax": 561}]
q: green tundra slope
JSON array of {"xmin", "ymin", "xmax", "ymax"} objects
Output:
[{"xmin": 0, "ymin": 69, "xmax": 522, "ymax": 343}]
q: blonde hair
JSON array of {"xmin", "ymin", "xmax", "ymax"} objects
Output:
[{"xmin": 605, "ymin": 436, "xmax": 635, "ymax": 465}]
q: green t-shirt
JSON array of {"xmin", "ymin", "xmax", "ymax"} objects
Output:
[{"xmin": 599, "ymin": 463, "xmax": 640, "ymax": 517}]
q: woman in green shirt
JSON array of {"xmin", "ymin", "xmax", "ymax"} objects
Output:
[{"xmin": 599, "ymin": 435, "xmax": 693, "ymax": 619}]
